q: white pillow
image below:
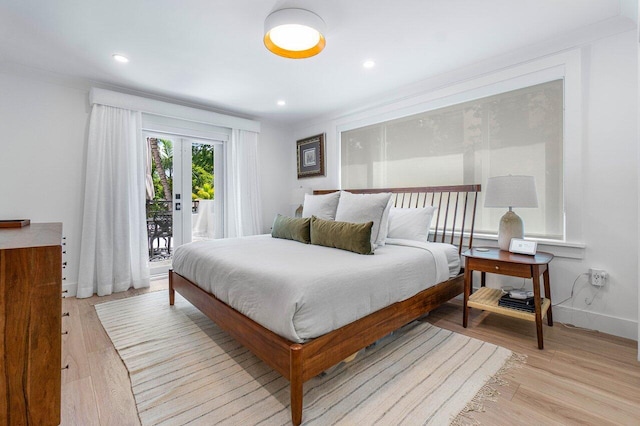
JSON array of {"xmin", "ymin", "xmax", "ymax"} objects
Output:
[
  {"xmin": 334, "ymin": 191, "xmax": 392, "ymax": 250},
  {"xmin": 387, "ymin": 206, "xmax": 437, "ymax": 243},
  {"xmin": 376, "ymin": 197, "xmax": 394, "ymax": 247},
  {"xmin": 302, "ymin": 192, "xmax": 341, "ymax": 220}
]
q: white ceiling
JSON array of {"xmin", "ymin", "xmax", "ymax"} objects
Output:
[{"xmin": 0, "ymin": 0, "xmax": 633, "ymax": 124}]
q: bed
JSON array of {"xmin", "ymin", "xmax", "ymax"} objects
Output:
[{"xmin": 169, "ymin": 185, "xmax": 480, "ymax": 425}]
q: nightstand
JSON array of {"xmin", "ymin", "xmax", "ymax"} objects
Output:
[{"xmin": 462, "ymin": 247, "xmax": 554, "ymax": 349}]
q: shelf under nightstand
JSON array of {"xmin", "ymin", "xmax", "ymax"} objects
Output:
[{"xmin": 467, "ymin": 287, "xmax": 551, "ymax": 322}]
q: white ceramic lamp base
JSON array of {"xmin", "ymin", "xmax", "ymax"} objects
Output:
[{"xmin": 498, "ymin": 210, "xmax": 524, "ymax": 251}]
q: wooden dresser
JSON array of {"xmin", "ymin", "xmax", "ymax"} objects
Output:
[{"xmin": 0, "ymin": 223, "xmax": 62, "ymax": 425}]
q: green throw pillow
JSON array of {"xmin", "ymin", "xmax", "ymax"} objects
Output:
[
  {"xmin": 271, "ymin": 214, "xmax": 311, "ymax": 244},
  {"xmin": 310, "ymin": 216, "xmax": 373, "ymax": 255}
]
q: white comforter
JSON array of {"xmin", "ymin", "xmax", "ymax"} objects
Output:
[{"xmin": 172, "ymin": 235, "xmax": 457, "ymax": 343}]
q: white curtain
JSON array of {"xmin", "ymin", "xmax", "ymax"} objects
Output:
[
  {"xmin": 222, "ymin": 129, "xmax": 263, "ymax": 237},
  {"xmin": 77, "ymin": 104, "xmax": 150, "ymax": 298}
]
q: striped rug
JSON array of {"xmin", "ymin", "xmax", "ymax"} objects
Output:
[{"xmin": 96, "ymin": 291, "xmax": 514, "ymax": 425}]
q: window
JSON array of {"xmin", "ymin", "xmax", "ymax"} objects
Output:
[{"xmin": 341, "ymin": 80, "xmax": 564, "ymax": 239}]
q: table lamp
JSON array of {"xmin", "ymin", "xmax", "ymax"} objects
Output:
[{"xmin": 484, "ymin": 175, "xmax": 538, "ymax": 251}]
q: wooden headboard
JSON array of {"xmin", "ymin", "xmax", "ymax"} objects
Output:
[{"xmin": 314, "ymin": 184, "xmax": 481, "ymax": 255}]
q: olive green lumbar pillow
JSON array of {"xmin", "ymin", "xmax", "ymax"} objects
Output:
[
  {"xmin": 310, "ymin": 216, "xmax": 373, "ymax": 255},
  {"xmin": 271, "ymin": 214, "xmax": 311, "ymax": 244}
]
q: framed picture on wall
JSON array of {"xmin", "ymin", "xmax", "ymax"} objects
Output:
[{"xmin": 297, "ymin": 133, "xmax": 325, "ymax": 179}]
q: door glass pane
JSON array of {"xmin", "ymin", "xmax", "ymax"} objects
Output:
[
  {"xmin": 191, "ymin": 142, "xmax": 216, "ymax": 242},
  {"xmin": 146, "ymin": 137, "xmax": 174, "ymax": 264}
]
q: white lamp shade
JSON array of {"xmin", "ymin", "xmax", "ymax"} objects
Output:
[
  {"xmin": 484, "ymin": 175, "xmax": 538, "ymax": 208},
  {"xmin": 264, "ymin": 8, "xmax": 326, "ymax": 59}
]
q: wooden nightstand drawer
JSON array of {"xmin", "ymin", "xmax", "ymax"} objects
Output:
[{"xmin": 466, "ymin": 258, "xmax": 531, "ymax": 278}]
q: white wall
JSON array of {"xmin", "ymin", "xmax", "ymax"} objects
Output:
[
  {"xmin": 0, "ymin": 70, "xmax": 293, "ymax": 295},
  {"xmin": 570, "ymin": 30, "xmax": 638, "ymax": 339},
  {"xmin": 293, "ymin": 30, "xmax": 639, "ymax": 341},
  {"xmin": 0, "ymin": 72, "xmax": 89, "ymax": 294},
  {"xmin": 257, "ymin": 121, "xmax": 295, "ymax": 231}
]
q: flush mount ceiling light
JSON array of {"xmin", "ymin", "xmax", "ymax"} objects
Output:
[{"xmin": 264, "ymin": 8, "xmax": 326, "ymax": 59}]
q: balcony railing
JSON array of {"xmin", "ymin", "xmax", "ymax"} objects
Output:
[
  {"xmin": 146, "ymin": 200, "xmax": 172, "ymax": 260},
  {"xmin": 146, "ymin": 200, "xmax": 205, "ymax": 260}
]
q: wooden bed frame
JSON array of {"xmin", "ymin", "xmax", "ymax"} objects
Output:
[{"xmin": 169, "ymin": 184, "xmax": 480, "ymax": 425}]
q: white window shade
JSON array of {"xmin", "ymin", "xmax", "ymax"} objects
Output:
[{"xmin": 341, "ymin": 79, "xmax": 564, "ymax": 240}]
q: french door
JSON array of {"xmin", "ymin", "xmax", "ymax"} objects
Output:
[{"xmin": 145, "ymin": 133, "xmax": 224, "ymax": 275}]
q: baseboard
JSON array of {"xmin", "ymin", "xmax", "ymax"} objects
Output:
[
  {"xmin": 62, "ymin": 281, "xmax": 77, "ymax": 298},
  {"xmin": 551, "ymin": 304, "xmax": 638, "ymax": 341},
  {"xmin": 150, "ymin": 273, "xmax": 169, "ymax": 282},
  {"xmin": 63, "ymin": 275, "xmax": 165, "ymax": 299}
]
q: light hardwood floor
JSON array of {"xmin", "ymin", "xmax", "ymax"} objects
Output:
[{"xmin": 61, "ymin": 279, "xmax": 640, "ymax": 425}]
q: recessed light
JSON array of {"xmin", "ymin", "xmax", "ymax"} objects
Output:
[
  {"xmin": 112, "ymin": 54, "xmax": 129, "ymax": 63},
  {"xmin": 277, "ymin": 100, "xmax": 286, "ymax": 106},
  {"xmin": 363, "ymin": 60, "xmax": 375, "ymax": 69}
]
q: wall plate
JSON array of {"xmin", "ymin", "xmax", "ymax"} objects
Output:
[{"xmin": 509, "ymin": 238, "xmax": 537, "ymax": 255}]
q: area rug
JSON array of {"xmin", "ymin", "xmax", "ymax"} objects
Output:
[{"xmin": 95, "ymin": 291, "xmax": 516, "ymax": 425}]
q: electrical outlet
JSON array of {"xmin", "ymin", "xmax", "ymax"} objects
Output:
[{"xmin": 589, "ymin": 268, "xmax": 607, "ymax": 287}]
